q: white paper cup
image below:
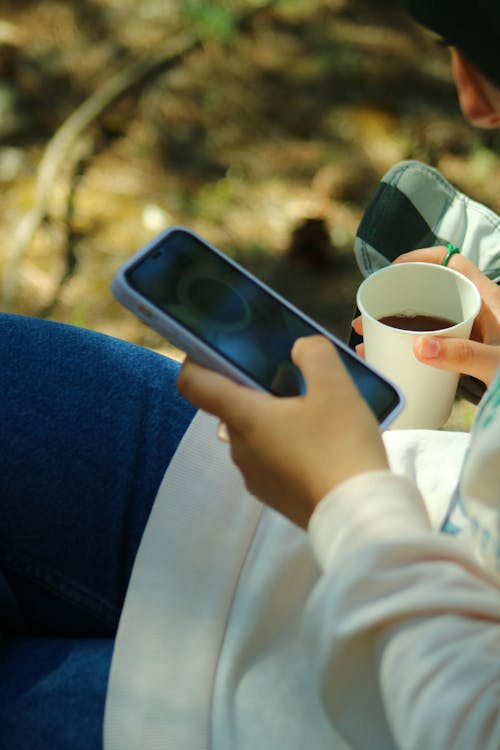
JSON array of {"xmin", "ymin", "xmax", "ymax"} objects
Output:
[{"xmin": 356, "ymin": 262, "xmax": 481, "ymax": 429}]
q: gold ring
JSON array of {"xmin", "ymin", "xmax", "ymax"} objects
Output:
[{"xmin": 217, "ymin": 421, "xmax": 230, "ymax": 442}]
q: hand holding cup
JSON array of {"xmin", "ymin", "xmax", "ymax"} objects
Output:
[{"xmin": 356, "ymin": 260, "xmax": 481, "ymax": 429}]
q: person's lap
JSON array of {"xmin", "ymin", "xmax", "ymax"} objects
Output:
[
  {"xmin": 0, "ymin": 314, "xmax": 195, "ymax": 748},
  {"xmin": 0, "ymin": 638, "xmax": 113, "ymax": 750}
]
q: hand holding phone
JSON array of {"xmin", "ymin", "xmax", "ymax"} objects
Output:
[
  {"xmin": 112, "ymin": 226, "xmax": 403, "ymax": 429},
  {"xmin": 177, "ymin": 334, "xmax": 390, "ymax": 528}
]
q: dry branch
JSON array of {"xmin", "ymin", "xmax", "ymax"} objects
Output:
[
  {"xmin": 2, "ymin": 30, "xmax": 203, "ymax": 310},
  {"xmin": 3, "ymin": 1, "xmax": 278, "ymax": 312}
]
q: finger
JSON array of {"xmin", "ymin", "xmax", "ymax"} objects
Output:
[
  {"xmin": 355, "ymin": 342, "xmax": 365, "ymax": 358},
  {"xmin": 177, "ymin": 359, "xmax": 233, "ymax": 413},
  {"xmin": 291, "ymin": 336, "xmax": 353, "ymax": 393},
  {"xmin": 393, "ymin": 246, "xmax": 449, "ymax": 266},
  {"xmin": 414, "ymin": 335, "xmax": 500, "ymax": 386},
  {"xmin": 351, "ymin": 316, "xmax": 363, "ymax": 335},
  {"xmin": 177, "ymin": 359, "xmax": 265, "ymax": 424},
  {"xmin": 393, "ymin": 246, "xmax": 485, "ymax": 286}
]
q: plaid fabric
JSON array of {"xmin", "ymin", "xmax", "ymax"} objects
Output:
[{"xmin": 354, "ymin": 160, "xmax": 500, "ymax": 281}]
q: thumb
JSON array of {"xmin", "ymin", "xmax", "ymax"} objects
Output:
[
  {"xmin": 414, "ymin": 336, "xmax": 500, "ymax": 386},
  {"xmin": 291, "ymin": 335, "xmax": 354, "ymax": 394}
]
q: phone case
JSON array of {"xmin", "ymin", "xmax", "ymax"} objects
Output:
[{"xmin": 112, "ymin": 226, "xmax": 404, "ymax": 429}]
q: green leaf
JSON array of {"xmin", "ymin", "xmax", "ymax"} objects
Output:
[{"xmin": 183, "ymin": 1, "xmax": 237, "ymax": 42}]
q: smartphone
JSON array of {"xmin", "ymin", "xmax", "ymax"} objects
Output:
[{"xmin": 112, "ymin": 226, "xmax": 404, "ymax": 429}]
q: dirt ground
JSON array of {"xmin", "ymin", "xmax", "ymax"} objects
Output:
[{"xmin": 0, "ymin": 0, "xmax": 498, "ymax": 423}]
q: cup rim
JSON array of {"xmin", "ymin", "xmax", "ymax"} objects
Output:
[{"xmin": 356, "ymin": 261, "xmax": 482, "ymax": 334}]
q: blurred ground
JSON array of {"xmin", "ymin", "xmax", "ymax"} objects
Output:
[{"xmin": 1, "ymin": 0, "xmax": 498, "ymax": 428}]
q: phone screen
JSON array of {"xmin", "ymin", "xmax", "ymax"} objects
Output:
[{"xmin": 126, "ymin": 229, "xmax": 400, "ymax": 421}]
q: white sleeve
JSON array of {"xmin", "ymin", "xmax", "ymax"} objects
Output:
[{"xmin": 305, "ymin": 470, "xmax": 500, "ymax": 750}]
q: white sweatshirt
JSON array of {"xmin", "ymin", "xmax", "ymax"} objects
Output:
[{"xmin": 104, "ymin": 372, "xmax": 500, "ymax": 750}]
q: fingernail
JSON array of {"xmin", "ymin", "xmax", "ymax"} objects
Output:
[{"xmin": 415, "ymin": 336, "xmax": 440, "ymax": 358}]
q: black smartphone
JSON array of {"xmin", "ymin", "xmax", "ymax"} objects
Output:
[{"xmin": 112, "ymin": 226, "xmax": 404, "ymax": 428}]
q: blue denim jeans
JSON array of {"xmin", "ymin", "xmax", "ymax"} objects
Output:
[{"xmin": 0, "ymin": 314, "xmax": 196, "ymax": 748}]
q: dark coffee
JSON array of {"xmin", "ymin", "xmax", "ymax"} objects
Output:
[{"xmin": 378, "ymin": 313, "xmax": 457, "ymax": 332}]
